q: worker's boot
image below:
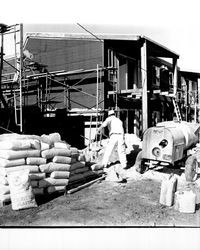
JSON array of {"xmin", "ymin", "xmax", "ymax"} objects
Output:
[{"xmin": 114, "ymin": 164, "xmax": 127, "ymax": 183}]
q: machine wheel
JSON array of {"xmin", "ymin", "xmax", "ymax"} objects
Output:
[
  {"xmin": 185, "ymin": 155, "xmax": 198, "ymax": 182},
  {"xmin": 134, "ymin": 151, "xmax": 144, "ymax": 173}
]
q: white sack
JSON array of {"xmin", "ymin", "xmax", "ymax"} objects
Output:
[
  {"xmin": 26, "ymin": 157, "xmax": 47, "ymax": 165},
  {"xmin": 0, "ymin": 139, "xmax": 40, "ymax": 150},
  {"xmin": 54, "ymin": 141, "xmax": 70, "ymax": 149},
  {"xmin": 7, "ymin": 170, "xmax": 37, "ymax": 210},
  {"xmin": 29, "ymin": 173, "xmax": 46, "ymax": 180},
  {"xmin": 0, "ymin": 149, "xmax": 40, "ymax": 160},
  {"xmin": 50, "ymin": 171, "xmax": 70, "ymax": 179},
  {"xmin": 0, "ymin": 158, "xmax": 26, "ymax": 168},
  {"xmin": 47, "ymin": 185, "xmax": 66, "ymax": 194},
  {"xmin": 30, "ymin": 180, "xmax": 38, "ymax": 188},
  {"xmin": 41, "ymin": 141, "xmax": 50, "ymax": 151},
  {"xmin": 41, "ymin": 133, "xmax": 61, "ymax": 146},
  {"xmin": 52, "ymin": 156, "xmax": 76, "ymax": 164},
  {"xmin": 41, "ymin": 148, "xmax": 72, "ymax": 159},
  {"xmin": 3, "ymin": 165, "xmax": 39, "ymax": 174},
  {"xmin": 38, "ymin": 178, "xmax": 69, "ymax": 188},
  {"xmin": 39, "ymin": 163, "xmax": 71, "ymax": 173},
  {"xmin": 70, "ymin": 147, "xmax": 79, "ymax": 154},
  {"xmin": 33, "ymin": 187, "xmax": 44, "ymax": 195}
]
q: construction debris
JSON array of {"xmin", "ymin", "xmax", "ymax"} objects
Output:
[
  {"xmin": 82, "ymin": 133, "xmax": 142, "ymax": 165},
  {"xmin": 79, "ymin": 133, "xmax": 142, "ymax": 183}
]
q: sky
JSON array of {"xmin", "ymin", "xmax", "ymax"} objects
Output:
[{"xmin": 1, "ymin": 0, "xmax": 200, "ymax": 72}]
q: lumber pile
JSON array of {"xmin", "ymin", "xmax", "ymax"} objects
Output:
[{"xmin": 0, "ymin": 133, "xmax": 104, "ymax": 207}]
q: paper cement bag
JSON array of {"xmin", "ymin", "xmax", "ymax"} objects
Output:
[{"xmin": 7, "ymin": 169, "xmax": 37, "ymax": 210}]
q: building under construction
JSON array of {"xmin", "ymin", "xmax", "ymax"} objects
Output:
[{"xmin": 1, "ymin": 23, "xmax": 200, "ymax": 148}]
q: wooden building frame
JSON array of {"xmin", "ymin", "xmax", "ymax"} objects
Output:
[
  {"xmin": 1, "ymin": 30, "xmax": 181, "ymax": 143},
  {"xmin": 180, "ymin": 70, "xmax": 200, "ymax": 122}
]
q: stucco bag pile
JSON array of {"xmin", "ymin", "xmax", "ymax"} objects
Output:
[
  {"xmin": 39, "ymin": 142, "xmax": 80, "ymax": 193},
  {"xmin": 0, "ymin": 135, "xmax": 41, "ymax": 169},
  {"xmin": 7, "ymin": 169, "xmax": 37, "ymax": 210},
  {"xmin": 25, "ymin": 156, "xmax": 47, "ymax": 195},
  {"xmin": 39, "ymin": 141, "xmax": 97, "ymax": 193},
  {"xmin": 0, "ymin": 134, "xmax": 46, "ymax": 197}
]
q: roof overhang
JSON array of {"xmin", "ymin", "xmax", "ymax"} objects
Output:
[
  {"xmin": 24, "ymin": 32, "xmax": 179, "ymax": 59},
  {"xmin": 180, "ymin": 70, "xmax": 200, "ymax": 80}
]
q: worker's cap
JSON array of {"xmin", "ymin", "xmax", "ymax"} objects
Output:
[{"xmin": 108, "ymin": 110, "xmax": 115, "ymax": 116}]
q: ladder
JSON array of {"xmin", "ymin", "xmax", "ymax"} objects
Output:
[
  {"xmin": 13, "ymin": 89, "xmax": 21, "ymax": 127},
  {"xmin": 172, "ymin": 98, "xmax": 182, "ymax": 122},
  {"xmin": 88, "ymin": 65, "xmax": 103, "ymax": 149},
  {"xmin": 13, "ymin": 24, "xmax": 24, "ymax": 132}
]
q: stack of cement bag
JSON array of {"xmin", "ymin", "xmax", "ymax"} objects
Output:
[
  {"xmin": 0, "ymin": 134, "xmax": 47, "ymax": 204},
  {"xmin": 38, "ymin": 141, "xmax": 104, "ymax": 194},
  {"xmin": 0, "ymin": 132, "xmax": 105, "ymax": 205}
]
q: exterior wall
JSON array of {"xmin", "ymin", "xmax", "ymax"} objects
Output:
[
  {"xmin": 25, "ymin": 38, "xmax": 103, "ymax": 72},
  {"xmin": 24, "ymin": 38, "xmax": 104, "ymax": 110}
]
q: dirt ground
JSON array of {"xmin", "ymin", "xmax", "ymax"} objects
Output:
[{"xmin": 0, "ymin": 165, "xmax": 200, "ymax": 227}]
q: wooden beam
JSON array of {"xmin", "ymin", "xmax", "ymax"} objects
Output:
[
  {"xmin": 108, "ymin": 89, "xmax": 142, "ymax": 95},
  {"xmin": 141, "ymin": 41, "xmax": 148, "ymax": 132},
  {"xmin": 188, "ymin": 80, "xmax": 192, "ymax": 105},
  {"xmin": 198, "ymin": 78, "xmax": 200, "ymax": 122},
  {"xmin": 66, "ymin": 175, "xmax": 106, "ymax": 194}
]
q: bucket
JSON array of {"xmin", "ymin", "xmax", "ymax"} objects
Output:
[
  {"xmin": 174, "ymin": 189, "xmax": 196, "ymax": 213},
  {"xmin": 159, "ymin": 174, "xmax": 177, "ymax": 206}
]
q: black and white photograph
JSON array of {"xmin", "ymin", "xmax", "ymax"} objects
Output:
[{"xmin": 1, "ymin": 0, "xmax": 200, "ymax": 249}]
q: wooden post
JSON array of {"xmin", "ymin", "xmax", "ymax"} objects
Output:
[
  {"xmin": 96, "ymin": 64, "xmax": 99, "ymax": 131},
  {"xmin": 115, "ymin": 54, "xmax": 119, "ymax": 116},
  {"xmin": 188, "ymin": 80, "xmax": 192, "ymax": 117},
  {"xmin": 141, "ymin": 40, "xmax": 148, "ymax": 132},
  {"xmin": 0, "ymin": 26, "xmax": 8, "ymax": 109},
  {"xmin": 19, "ymin": 23, "xmax": 23, "ymax": 133},
  {"xmin": 185, "ymin": 83, "xmax": 188, "ymax": 121},
  {"xmin": 173, "ymin": 58, "xmax": 178, "ymax": 96},
  {"xmin": 194, "ymin": 101, "xmax": 197, "ymax": 123},
  {"xmin": 103, "ymin": 42, "xmax": 109, "ymax": 110},
  {"xmin": 198, "ymin": 78, "xmax": 200, "ymax": 122}
]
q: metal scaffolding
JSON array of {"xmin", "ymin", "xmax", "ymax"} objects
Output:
[{"xmin": 0, "ymin": 23, "xmax": 24, "ymax": 133}]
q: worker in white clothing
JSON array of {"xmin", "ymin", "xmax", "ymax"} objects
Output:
[{"xmin": 96, "ymin": 110, "xmax": 127, "ymax": 182}]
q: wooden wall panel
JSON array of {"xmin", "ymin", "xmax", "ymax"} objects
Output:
[
  {"xmin": 25, "ymin": 38, "xmax": 103, "ymax": 72},
  {"xmin": 23, "ymin": 37, "xmax": 104, "ymax": 109}
]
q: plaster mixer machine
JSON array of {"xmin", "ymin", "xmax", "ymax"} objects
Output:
[{"xmin": 140, "ymin": 121, "xmax": 200, "ymax": 182}]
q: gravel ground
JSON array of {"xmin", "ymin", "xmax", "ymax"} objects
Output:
[{"xmin": 0, "ymin": 165, "xmax": 200, "ymax": 227}]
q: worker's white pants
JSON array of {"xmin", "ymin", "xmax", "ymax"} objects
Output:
[{"xmin": 102, "ymin": 134, "xmax": 127, "ymax": 169}]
